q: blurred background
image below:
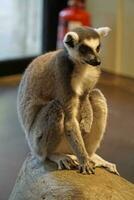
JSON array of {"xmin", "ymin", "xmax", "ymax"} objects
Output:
[{"xmin": 0, "ymin": 0, "xmax": 134, "ymax": 199}]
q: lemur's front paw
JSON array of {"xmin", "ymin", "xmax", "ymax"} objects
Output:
[{"xmin": 79, "ymin": 159, "xmax": 95, "ymax": 175}]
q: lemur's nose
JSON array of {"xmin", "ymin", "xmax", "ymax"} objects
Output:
[
  {"xmin": 96, "ymin": 57, "xmax": 101, "ymax": 65},
  {"xmin": 90, "ymin": 56, "xmax": 101, "ymax": 66}
]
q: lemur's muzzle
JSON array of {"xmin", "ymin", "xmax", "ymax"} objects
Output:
[{"xmin": 85, "ymin": 56, "xmax": 101, "ymax": 66}]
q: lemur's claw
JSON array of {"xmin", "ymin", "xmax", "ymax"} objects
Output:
[{"xmin": 105, "ymin": 164, "xmax": 120, "ymax": 176}]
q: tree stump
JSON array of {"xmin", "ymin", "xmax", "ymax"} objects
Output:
[{"xmin": 9, "ymin": 153, "xmax": 134, "ymax": 200}]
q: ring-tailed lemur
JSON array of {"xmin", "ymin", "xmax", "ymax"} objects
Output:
[{"xmin": 17, "ymin": 26, "xmax": 119, "ymax": 175}]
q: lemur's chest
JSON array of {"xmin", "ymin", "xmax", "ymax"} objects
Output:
[{"xmin": 71, "ymin": 65, "xmax": 100, "ymax": 96}]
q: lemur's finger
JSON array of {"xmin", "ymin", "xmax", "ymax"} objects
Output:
[
  {"xmin": 57, "ymin": 161, "xmax": 63, "ymax": 170},
  {"xmin": 86, "ymin": 166, "xmax": 93, "ymax": 174},
  {"xmin": 106, "ymin": 165, "xmax": 120, "ymax": 176},
  {"xmin": 81, "ymin": 166, "xmax": 87, "ymax": 175},
  {"xmin": 89, "ymin": 166, "xmax": 95, "ymax": 174},
  {"xmin": 70, "ymin": 158, "xmax": 79, "ymax": 167},
  {"xmin": 62, "ymin": 160, "xmax": 71, "ymax": 170}
]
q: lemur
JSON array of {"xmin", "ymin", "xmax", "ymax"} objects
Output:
[{"xmin": 17, "ymin": 26, "xmax": 119, "ymax": 175}]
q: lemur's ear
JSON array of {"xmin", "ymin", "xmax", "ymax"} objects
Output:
[
  {"xmin": 63, "ymin": 32, "xmax": 79, "ymax": 48},
  {"xmin": 95, "ymin": 27, "xmax": 111, "ymax": 37}
]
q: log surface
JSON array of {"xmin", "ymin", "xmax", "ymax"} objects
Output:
[{"xmin": 9, "ymin": 154, "xmax": 134, "ymax": 200}]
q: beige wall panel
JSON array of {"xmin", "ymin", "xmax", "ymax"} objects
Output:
[
  {"xmin": 122, "ymin": 0, "xmax": 134, "ymax": 78},
  {"xmin": 87, "ymin": 0, "xmax": 117, "ymax": 73},
  {"xmin": 87, "ymin": 0, "xmax": 134, "ymax": 78}
]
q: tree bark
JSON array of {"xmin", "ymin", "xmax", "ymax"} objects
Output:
[{"xmin": 9, "ymin": 153, "xmax": 134, "ymax": 200}]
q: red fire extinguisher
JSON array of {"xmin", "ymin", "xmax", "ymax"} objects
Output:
[{"xmin": 57, "ymin": 0, "xmax": 91, "ymax": 48}]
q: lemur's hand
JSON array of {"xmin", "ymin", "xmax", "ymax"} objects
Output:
[{"xmin": 79, "ymin": 157, "xmax": 95, "ymax": 175}]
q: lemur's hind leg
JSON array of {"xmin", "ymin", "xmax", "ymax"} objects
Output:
[
  {"xmin": 29, "ymin": 99, "xmax": 79, "ymax": 170},
  {"xmin": 28, "ymin": 99, "xmax": 77, "ymax": 169},
  {"xmin": 29, "ymin": 100, "xmax": 64, "ymax": 161},
  {"xmin": 83, "ymin": 89, "xmax": 118, "ymax": 175},
  {"xmin": 32, "ymin": 100, "xmax": 79, "ymax": 170}
]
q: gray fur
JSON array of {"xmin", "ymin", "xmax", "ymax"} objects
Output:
[
  {"xmin": 72, "ymin": 26, "xmax": 100, "ymax": 41},
  {"xmin": 17, "ymin": 26, "xmax": 118, "ymax": 175}
]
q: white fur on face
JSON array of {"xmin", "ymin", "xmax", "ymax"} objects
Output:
[
  {"xmin": 84, "ymin": 38, "xmax": 100, "ymax": 51},
  {"xmin": 66, "ymin": 47, "xmax": 79, "ymax": 62},
  {"xmin": 64, "ymin": 46, "xmax": 79, "ymax": 62},
  {"xmin": 63, "ymin": 32, "xmax": 79, "ymax": 62}
]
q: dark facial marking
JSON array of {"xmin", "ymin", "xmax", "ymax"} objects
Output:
[
  {"xmin": 96, "ymin": 44, "xmax": 101, "ymax": 52},
  {"xmin": 79, "ymin": 44, "xmax": 93, "ymax": 55}
]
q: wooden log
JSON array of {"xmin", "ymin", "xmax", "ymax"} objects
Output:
[{"xmin": 9, "ymin": 153, "xmax": 134, "ymax": 200}]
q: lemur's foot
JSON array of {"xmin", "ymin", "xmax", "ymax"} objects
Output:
[
  {"xmin": 91, "ymin": 154, "xmax": 119, "ymax": 175},
  {"xmin": 48, "ymin": 153, "xmax": 79, "ymax": 170}
]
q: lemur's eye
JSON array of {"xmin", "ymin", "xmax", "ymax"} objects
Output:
[
  {"xmin": 96, "ymin": 44, "xmax": 101, "ymax": 52},
  {"xmin": 79, "ymin": 44, "xmax": 93, "ymax": 54}
]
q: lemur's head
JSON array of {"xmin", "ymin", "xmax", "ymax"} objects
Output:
[{"xmin": 63, "ymin": 26, "xmax": 111, "ymax": 66}]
